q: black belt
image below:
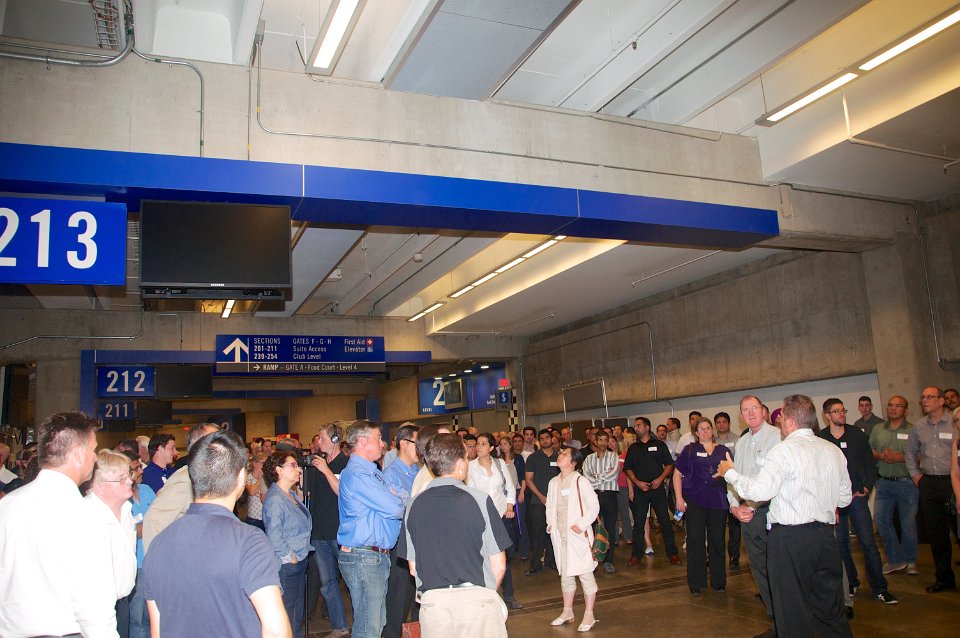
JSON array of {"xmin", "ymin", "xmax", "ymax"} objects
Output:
[
  {"xmin": 770, "ymin": 521, "xmax": 831, "ymax": 530},
  {"xmin": 923, "ymin": 474, "xmax": 951, "ymax": 480},
  {"xmin": 878, "ymin": 476, "xmax": 907, "ymax": 481},
  {"xmin": 340, "ymin": 544, "xmax": 390, "ymax": 554}
]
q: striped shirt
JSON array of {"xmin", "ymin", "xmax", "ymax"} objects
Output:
[
  {"xmin": 582, "ymin": 450, "xmax": 620, "ymax": 492},
  {"xmin": 727, "ymin": 423, "xmax": 781, "ymax": 509},
  {"xmin": 724, "ymin": 428, "xmax": 852, "ymax": 526}
]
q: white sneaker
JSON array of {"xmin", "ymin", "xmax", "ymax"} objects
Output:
[
  {"xmin": 906, "ymin": 563, "xmax": 919, "ymax": 575},
  {"xmin": 882, "ymin": 562, "xmax": 906, "ymax": 574},
  {"xmin": 644, "ymin": 545, "xmax": 655, "ymax": 555}
]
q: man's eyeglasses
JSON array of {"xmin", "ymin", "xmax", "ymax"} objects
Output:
[
  {"xmin": 828, "ymin": 409, "xmax": 847, "ymax": 415},
  {"xmin": 103, "ymin": 473, "xmax": 134, "ymax": 485}
]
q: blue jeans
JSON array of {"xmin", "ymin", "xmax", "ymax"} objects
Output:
[
  {"xmin": 279, "ymin": 560, "xmax": 308, "ymax": 638},
  {"xmin": 874, "ymin": 477, "xmax": 918, "ymax": 565},
  {"xmin": 128, "ymin": 568, "xmax": 148, "ymax": 638},
  {"xmin": 312, "ymin": 540, "xmax": 348, "ymax": 631},
  {"xmin": 338, "ymin": 547, "xmax": 390, "ymax": 638},
  {"xmin": 837, "ymin": 494, "xmax": 887, "ymax": 595}
]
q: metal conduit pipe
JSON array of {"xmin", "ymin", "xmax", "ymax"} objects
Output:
[
  {"xmin": 917, "ymin": 215, "xmax": 960, "ymax": 370},
  {"xmin": 0, "ymin": 32, "xmax": 133, "ymax": 67},
  {"xmin": 0, "ymin": 309, "xmax": 146, "ymax": 351},
  {"xmin": 133, "ymin": 49, "xmax": 205, "ymax": 157}
]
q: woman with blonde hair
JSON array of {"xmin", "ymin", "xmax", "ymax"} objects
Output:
[
  {"xmin": 546, "ymin": 446, "xmax": 600, "ymax": 632},
  {"xmin": 86, "ymin": 449, "xmax": 138, "ymax": 637},
  {"xmin": 672, "ymin": 418, "xmax": 731, "ymax": 595}
]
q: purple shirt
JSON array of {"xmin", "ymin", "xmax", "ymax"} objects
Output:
[{"xmin": 674, "ymin": 443, "xmax": 731, "ymax": 511}]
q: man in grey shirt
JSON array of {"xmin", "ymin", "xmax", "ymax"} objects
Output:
[
  {"xmin": 852, "ymin": 396, "xmax": 884, "ymax": 438},
  {"xmin": 727, "ymin": 395, "xmax": 782, "ymax": 638},
  {"xmin": 904, "ymin": 386, "xmax": 956, "ymax": 593}
]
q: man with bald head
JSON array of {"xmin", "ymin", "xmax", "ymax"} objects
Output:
[{"xmin": 868, "ymin": 395, "xmax": 918, "ymax": 575}]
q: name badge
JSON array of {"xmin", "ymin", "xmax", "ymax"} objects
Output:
[
  {"xmin": 696, "ymin": 452, "xmax": 708, "ymax": 458},
  {"xmin": 840, "ymin": 442, "xmax": 848, "ymax": 448},
  {"xmin": 334, "ymin": 474, "xmax": 341, "ymax": 479},
  {"xmin": 896, "ymin": 433, "xmax": 908, "ymax": 440},
  {"xmin": 619, "ymin": 458, "xmax": 625, "ymax": 464},
  {"xmin": 132, "ymin": 513, "xmax": 143, "ymax": 524},
  {"xmin": 560, "ymin": 488, "xmax": 570, "ymax": 496},
  {"xmin": 550, "ymin": 461, "xmax": 558, "ymax": 467},
  {"xmin": 939, "ymin": 432, "xmax": 953, "ymax": 440},
  {"xmin": 648, "ymin": 446, "xmax": 658, "ymax": 452}
]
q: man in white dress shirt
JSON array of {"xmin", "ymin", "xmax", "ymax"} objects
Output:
[
  {"xmin": 0, "ymin": 412, "xmax": 118, "ymax": 638},
  {"xmin": 718, "ymin": 394, "xmax": 853, "ymax": 638}
]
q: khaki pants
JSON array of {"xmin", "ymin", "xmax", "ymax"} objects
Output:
[{"xmin": 420, "ymin": 586, "xmax": 508, "ymax": 638}]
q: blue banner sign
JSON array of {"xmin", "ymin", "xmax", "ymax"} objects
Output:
[
  {"xmin": 418, "ymin": 364, "xmax": 505, "ymax": 414},
  {"xmin": 215, "ymin": 335, "xmax": 386, "ymax": 375},
  {"xmin": 97, "ymin": 399, "xmax": 135, "ymax": 420},
  {"xmin": 96, "ymin": 366, "xmax": 156, "ymax": 398},
  {"xmin": 0, "ymin": 197, "xmax": 127, "ymax": 285}
]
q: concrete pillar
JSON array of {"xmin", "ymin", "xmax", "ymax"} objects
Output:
[{"xmin": 862, "ymin": 227, "xmax": 960, "ymax": 407}]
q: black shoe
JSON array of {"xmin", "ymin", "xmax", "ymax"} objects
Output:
[
  {"xmin": 730, "ymin": 558, "xmax": 740, "ymax": 568},
  {"xmin": 926, "ymin": 581, "xmax": 957, "ymax": 593},
  {"xmin": 713, "ymin": 585, "xmax": 726, "ymax": 592},
  {"xmin": 524, "ymin": 567, "xmax": 542, "ymax": 577},
  {"xmin": 848, "ymin": 584, "xmax": 859, "ymax": 597},
  {"xmin": 690, "ymin": 587, "xmax": 701, "ymax": 595},
  {"xmin": 753, "ymin": 627, "xmax": 777, "ymax": 638},
  {"xmin": 503, "ymin": 597, "xmax": 524, "ymax": 610},
  {"xmin": 844, "ymin": 606, "xmax": 854, "ymax": 619}
]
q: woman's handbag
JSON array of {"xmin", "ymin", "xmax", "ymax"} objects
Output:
[{"xmin": 575, "ymin": 477, "xmax": 609, "ymax": 562}]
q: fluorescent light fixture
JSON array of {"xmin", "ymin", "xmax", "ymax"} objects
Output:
[
  {"xmin": 449, "ymin": 285, "xmax": 475, "ymax": 298},
  {"xmin": 522, "ymin": 239, "xmax": 558, "ymax": 259},
  {"xmin": 471, "ymin": 272, "xmax": 499, "ymax": 287},
  {"xmin": 463, "ymin": 369, "xmax": 472, "ymax": 374},
  {"xmin": 434, "ymin": 376, "xmax": 442, "ymax": 380},
  {"xmin": 859, "ymin": 8, "xmax": 960, "ymax": 71},
  {"xmin": 221, "ymin": 299, "xmax": 235, "ymax": 319},
  {"xmin": 308, "ymin": 0, "xmax": 366, "ymax": 74},
  {"xmin": 448, "ymin": 373, "xmax": 457, "ymax": 377},
  {"xmin": 764, "ymin": 72, "xmax": 858, "ymax": 123},
  {"xmin": 554, "ymin": 235, "xmax": 567, "ymax": 241},
  {"xmin": 480, "ymin": 364, "xmax": 490, "ymax": 369},
  {"xmin": 407, "ymin": 302, "xmax": 444, "ymax": 322},
  {"xmin": 495, "ymin": 257, "xmax": 525, "ymax": 273}
]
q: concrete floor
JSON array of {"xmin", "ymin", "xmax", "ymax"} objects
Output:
[{"xmin": 307, "ymin": 532, "xmax": 960, "ymax": 637}]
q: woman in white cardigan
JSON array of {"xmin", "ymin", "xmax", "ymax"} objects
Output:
[{"xmin": 546, "ymin": 446, "xmax": 600, "ymax": 632}]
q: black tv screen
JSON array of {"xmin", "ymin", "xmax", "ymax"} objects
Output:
[
  {"xmin": 136, "ymin": 400, "xmax": 173, "ymax": 423},
  {"xmin": 139, "ymin": 201, "xmax": 292, "ymax": 290},
  {"xmin": 156, "ymin": 365, "xmax": 213, "ymax": 398}
]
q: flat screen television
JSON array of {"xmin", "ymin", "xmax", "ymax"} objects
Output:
[
  {"xmin": 443, "ymin": 377, "xmax": 467, "ymax": 410},
  {"xmin": 156, "ymin": 365, "xmax": 213, "ymax": 398},
  {"xmin": 139, "ymin": 201, "xmax": 292, "ymax": 299},
  {"xmin": 136, "ymin": 400, "xmax": 173, "ymax": 423}
]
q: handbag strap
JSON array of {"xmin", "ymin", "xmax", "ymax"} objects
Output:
[
  {"xmin": 574, "ymin": 476, "xmax": 590, "ymax": 539},
  {"xmin": 492, "ymin": 458, "xmax": 509, "ymax": 498}
]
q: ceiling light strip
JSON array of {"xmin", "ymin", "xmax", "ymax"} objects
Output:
[
  {"xmin": 759, "ymin": 7, "xmax": 960, "ymax": 125},
  {"xmin": 407, "ymin": 301, "xmax": 444, "ymax": 322},
  {"xmin": 310, "ymin": 0, "xmax": 365, "ymax": 72}
]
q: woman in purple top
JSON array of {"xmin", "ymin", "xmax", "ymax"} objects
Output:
[{"xmin": 672, "ymin": 417, "xmax": 731, "ymax": 595}]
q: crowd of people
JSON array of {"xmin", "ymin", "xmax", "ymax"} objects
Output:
[{"xmin": 0, "ymin": 384, "xmax": 959, "ymax": 638}]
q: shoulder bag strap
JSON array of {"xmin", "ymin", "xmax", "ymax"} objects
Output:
[{"xmin": 493, "ymin": 458, "xmax": 509, "ymax": 498}]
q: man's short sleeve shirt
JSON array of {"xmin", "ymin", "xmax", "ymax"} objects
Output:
[
  {"xmin": 142, "ymin": 503, "xmax": 280, "ymax": 638},
  {"xmin": 623, "ymin": 439, "xmax": 673, "ymax": 482},
  {"xmin": 524, "ymin": 449, "xmax": 559, "ymax": 499}
]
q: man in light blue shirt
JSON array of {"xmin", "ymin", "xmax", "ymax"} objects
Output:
[
  {"xmin": 337, "ymin": 421, "xmax": 405, "ymax": 638},
  {"xmin": 382, "ymin": 423, "xmax": 420, "ymax": 638}
]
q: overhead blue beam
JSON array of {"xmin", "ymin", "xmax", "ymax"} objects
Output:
[{"xmin": 0, "ymin": 143, "xmax": 778, "ymax": 247}]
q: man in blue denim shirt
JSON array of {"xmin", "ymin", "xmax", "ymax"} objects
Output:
[
  {"xmin": 383, "ymin": 423, "xmax": 420, "ymax": 638},
  {"xmin": 338, "ymin": 420, "xmax": 405, "ymax": 638}
]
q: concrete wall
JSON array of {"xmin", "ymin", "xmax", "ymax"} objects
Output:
[{"xmin": 522, "ymin": 250, "xmax": 877, "ymax": 416}]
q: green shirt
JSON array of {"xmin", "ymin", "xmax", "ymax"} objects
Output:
[{"xmin": 868, "ymin": 420, "xmax": 913, "ymax": 479}]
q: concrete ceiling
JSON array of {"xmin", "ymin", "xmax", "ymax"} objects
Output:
[{"xmin": 1, "ymin": 0, "xmax": 958, "ymax": 338}]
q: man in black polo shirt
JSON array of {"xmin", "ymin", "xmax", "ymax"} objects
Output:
[
  {"xmin": 624, "ymin": 416, "xmax": 679, "ymax": 566},
  {"xmin": 523, "ymin": 429, "xmax": 560, "ymax": 575},
  {"xmin": 399, "ymin": 433, "xmax": 511, "ymax": 638},
  {"xmin": 303, "ymin": 423, "xmax": 350, "ymax": 638},
  {"xmin": 143, "ymin": 431, "xmax": 290, "ymax": 638}
]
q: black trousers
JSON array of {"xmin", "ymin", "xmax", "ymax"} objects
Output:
[
  {"xmin": 919, "ymin": 475, "xmax": 957, "ymax": 586},
  {"xmin": 526, "ymin": 501, "xmax": 555, "ymax": 569},
  {"xmin": 768, "ymin": 523, "xmax": 851, "ymax": 638},
  {"xmin": 727, "ymin": 512, "xmax": 741, "ymax": 562},
  {"xmin": 630, "ymin": 485, "xmax": 677, "ymax": 558},
  {"xmin": 596, "ymin": 490, "xmax": 619, "ymax": 564},
  {"xmin": 384, "ymin": 547, "xmax": 418, "ymax": 638},
  {"xmin": 685, "ymin": 502, "xmax": 726, "ymax": 590}
]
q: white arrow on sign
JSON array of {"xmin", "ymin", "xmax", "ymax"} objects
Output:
[{"xmin": 223, "ymin": 337, "xmax": 249, "ymax": 363}]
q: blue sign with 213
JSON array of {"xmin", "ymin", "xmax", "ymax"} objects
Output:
[{"xmin": 0, "ymin": 197, "xmax": 127, "ymax": 285}]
